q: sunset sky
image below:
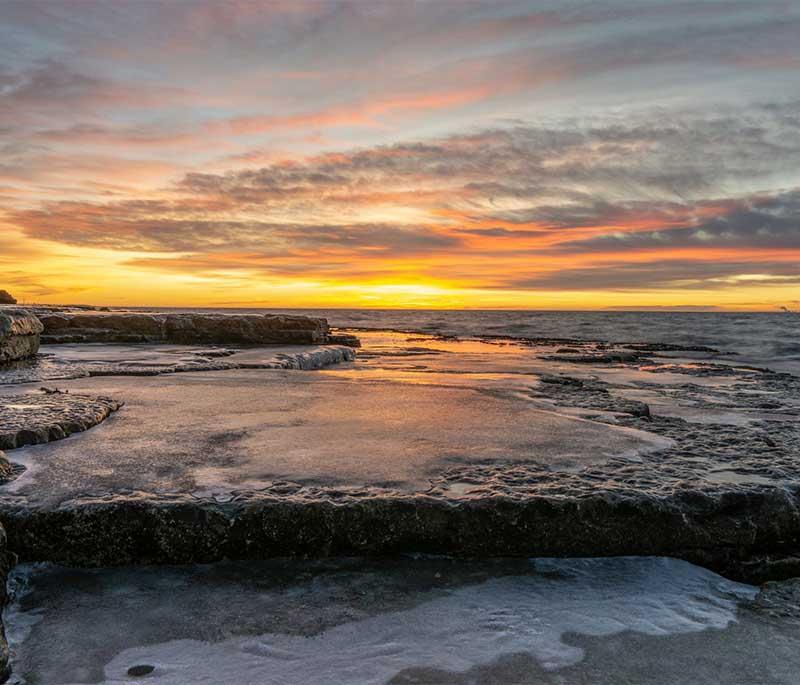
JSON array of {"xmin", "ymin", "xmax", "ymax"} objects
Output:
[{"xmin": 2, "ymin": 0, "xmax": 799, "ymax": 309}]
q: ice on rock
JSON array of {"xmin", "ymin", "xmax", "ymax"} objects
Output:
[{"xmin": 4, "ymin": 557, "xmax": 758, "ymax": 685}]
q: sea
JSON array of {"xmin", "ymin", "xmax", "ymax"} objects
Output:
[{"xmin": 133, "ymin": 308, "xmax": 800, "ymax": 374}]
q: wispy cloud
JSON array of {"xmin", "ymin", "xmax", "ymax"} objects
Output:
[{"xmin": 3, "ymin": 0, "xmax": 800, "ymax": 306}]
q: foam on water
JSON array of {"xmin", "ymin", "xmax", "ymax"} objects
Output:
[{"xmin": 5, "ymin": 557, "xmax": 757, "ymax": 685}]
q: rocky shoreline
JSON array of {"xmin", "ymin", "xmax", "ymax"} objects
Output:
[
  {"xmin": 1, "ymin": 306, "xmax": 360, "ymax": 359},
  {"xmin": 0, "ymin": 311, "xmax": 798, "ymax": 682},
  {"xmin": 0, "ymin": 307, "xmax": 363, "ymax": 681}
]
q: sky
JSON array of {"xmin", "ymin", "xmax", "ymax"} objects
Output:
[{"xmin": 1, "ymin": 0, "xmax": 799, "ymax": 310}]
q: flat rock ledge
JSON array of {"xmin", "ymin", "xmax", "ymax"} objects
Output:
[
  {"xmin": 0, "ymin": 308, "xmax": 42, "ymax": 363},
  {"xmin": 39, "ymin": 311, "xmax": 341, "ymax": 346},
  {"xmin": 1, "ymin": 483, "xmax": 799, "ymax": 585},
  {"xmin": 0, "ymin": 391, "xmax": 122, "ymax": 452},
  {"xmin": 0, "ymin": 345, "xmax": 356, "ymax": 385}
]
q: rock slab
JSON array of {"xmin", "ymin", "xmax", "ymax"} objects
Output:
[
  {"xmin": 39, "ymin": 312, "xmax": 332, "ymax": 345},
  {"xmin": 0, "ymin": 391, "xmax": 123, "ymax": 452},
  {"xmin": 0, "ymin": 308, "xmax": 42, "ymax": 363}
]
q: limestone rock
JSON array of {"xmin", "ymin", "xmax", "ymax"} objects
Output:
[
  {"xmin": 0, "ymin": 391, "xmax": 123, "ymax": 451},
  {"xmin": 0, "ymin": 307, "xmax": 43, "ymax": 362},
  {"xmin": 39, "ymin": 312, "xmax": 336, "ymax": 346},
  {"xmin": 0, "ymin": 291, "xmax": 16, "ymax": 305}
]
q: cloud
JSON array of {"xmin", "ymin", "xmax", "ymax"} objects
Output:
[
  {"xmin": 550, "ymin": 190, "xmax": 800, "ymax": 253},
  {"xmin": 10, "ymin": 197, "xmax": 460, "ymax": 257},
  {"xmin": 0, "ymin": 61, "xmax": 188, "ymax": 127},
  {"xmin": 7, "ymin": 99, "xmax": 800, "ymax": 295},
  {"xmin": 503, "ymin": 259, "xmax": 800, "ymax": 292}
]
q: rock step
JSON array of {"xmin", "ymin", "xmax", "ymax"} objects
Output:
[
  {"xmin": 38, "ymin": 312, "xmax": 336, "ymax": 346},
  {"xmin": 2, "ymin": 486, "xmax": 799, "ymax": 584},
  {"xmin": 0, "ymin": 308, "xmax": 42, "ymax": 363}
]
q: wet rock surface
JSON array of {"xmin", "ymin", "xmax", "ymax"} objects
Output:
[
  {"xmin": 0, "ymin": 371, "xmax": 666, "ymax": 503},
  {"xmin": 0, "ymin": 314, "xmax": 797, "ymax": 683},
  {"xmin": 0, "ymin": 344, "xmax": 356, "ymax": 385},
  {"xmin": 39, "ymin": 311, "xmax": 334, "ymax": 345},
  {"xmin": 7, "ymin": 556, "xmax": 800, "ymax": 685},
  {"xmin": 0, "ymin": 308, "xmax": 42, "ymax": 363},
  {"xmin": 0, "ymin": 390, "xmax": 122, "ymax": 453},
  {"xmin": 0, "ymin": 329, "xmax": 797, "ymax": 590}
]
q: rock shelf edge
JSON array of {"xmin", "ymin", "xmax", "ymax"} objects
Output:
[{"xmin": 1, "ymin": 485, "xmax": 798, "ymax": 584}]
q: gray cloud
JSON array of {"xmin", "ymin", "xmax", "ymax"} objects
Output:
[
  {"xmin": 11, "ymin": 199, "xmax": 460, "ymax": 256},
  {"xmin": 178, "ymin": 100, "xmax": 800, "ymax": 228},
  {"xmin": 551, "ymin": 191, "xmax": 800, "ymax": 253},
  {"xmin": 9, "ymin": 99, "xmax": 800, "ymax": 293},
  {"xmin": 505, "ymin": 260, "xmax": 800, "ymax": 292}
]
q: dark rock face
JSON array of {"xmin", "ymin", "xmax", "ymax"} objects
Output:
[
  {"xmin": 0, "ymin": 522, "xmax": 15, "ymax": 683},
  {"xmin": 327, "ymin": 333, "xmax": 362, "ymax": 348},
  {"xmin": 39, "ymin": 312, "xmax": 334, "ymax": 345},
  {"xmin": 0, "ymin": 291, "xmax": 15, "ymax": 305},
  {"xmin": 0, "ymin": 308, "xmax": 42, "ymax": 362},
  {"xmin": 1, "ymin": 484, "xmax": 799, "ymax": 585}
]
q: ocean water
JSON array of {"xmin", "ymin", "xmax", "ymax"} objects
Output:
[{"xmin": 134, "ymin": 308, "xmax": 800, "ymax": 373}]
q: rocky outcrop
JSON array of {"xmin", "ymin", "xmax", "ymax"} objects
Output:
[
  {"xmin": 327, "ymin": 333, "xmax": 362, "ymax": 348},
  {"xmin": 0, "ymin": 308, "xmax": 42, "ymax": 363},
  {"xmin": 0, "ymin": 291, "xmax": 15, "ymax": 305},
  {"xmin": 39, "ymin": 312, "xmax": 336, "ymax": 346},
  {"xmin": 0, "ymin": 452, "xmax": 11, "ymax": 483},
  {"xmin": 0, "ymin": 390, "xmax": 123, "ymax": 452}
]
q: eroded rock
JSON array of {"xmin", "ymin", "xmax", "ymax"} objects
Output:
[
  {"xmin": 0, "ymin": 452, "xmax": 10, "ymax": 482},
  {"xmin": 534, "ymin": 375, "xmax": 651, "ymax": 417},
  {"xmin": 0, "ymin": 291, "xmax": 15, "ymax": 305},
  {"xmin": 39, "ymin": 312, "xmax": 335, "ymax": 346},
  {"xmin": 0, "ymin": 390, "xmax": 122, "ymax": 452},
  {"xmin": 0, "ymin": 308, "xmax": 42, "ymax": 363}
]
